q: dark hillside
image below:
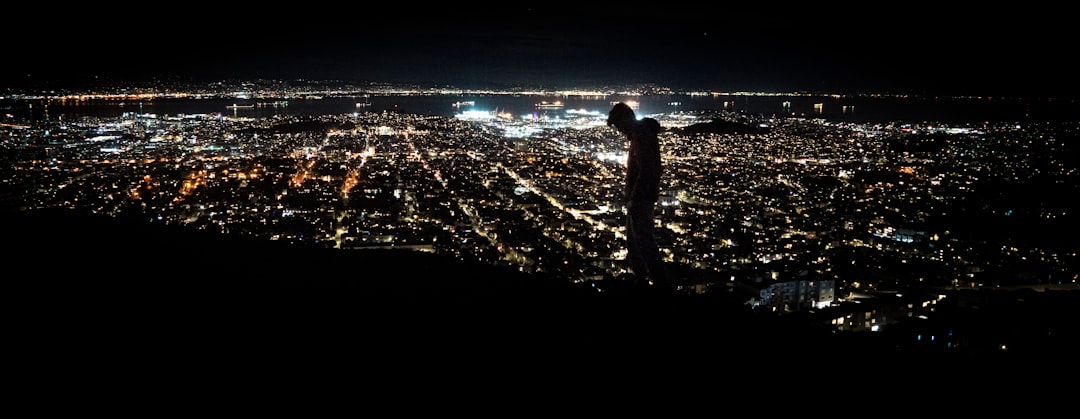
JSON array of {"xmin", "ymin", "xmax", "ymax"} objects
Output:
[
  {"xmin": 8, "ymin": 208, "xmax": 1074, "ymax": 383},
  {"xmin": 5, "ymin": 209, "xmax": 869, "ymax": 349}
]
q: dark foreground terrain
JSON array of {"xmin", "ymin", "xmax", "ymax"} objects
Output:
[{"xmin": 7, "ymin": 208, "xmax": 1079, "ymax": 398}]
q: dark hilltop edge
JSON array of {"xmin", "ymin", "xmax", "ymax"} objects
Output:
[
  {"xmin": 4, "ymin": 210, "xmax": 859, "ymax": 343},
  {"xmin": 8, "ymin": 207, "xmax": 1076, "ymax": 377}
]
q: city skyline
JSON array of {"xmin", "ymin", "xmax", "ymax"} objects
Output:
[
  {"xmin": 4, "ymin": 95, "xmax": 1077, "ymax": 356},
  {"xmin": 6, "ymin": 4, "xmax": 1076, "ymax": 98},
  {"xmin": 3, "ymin": 75, "xmax": 1078, "ymax": 360},
  {"xmin": 4, "ymin": 5, "xmax": 1078, "ymax": 360}
]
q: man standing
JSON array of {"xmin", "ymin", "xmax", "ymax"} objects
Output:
[{"xmin": 607, "ymin": 102, "xmax": 670, "ymax": 288}]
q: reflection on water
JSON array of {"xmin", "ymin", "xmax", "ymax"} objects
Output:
[{"xmin": 3, "ymin": 93, "xmax": 1077, "ymax": 124}]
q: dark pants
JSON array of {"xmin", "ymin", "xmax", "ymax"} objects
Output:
[{"xmin": 625, "ymin": 200, "xmax": 667, "ymax": 284}]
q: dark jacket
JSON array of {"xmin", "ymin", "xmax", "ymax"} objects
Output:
[{"xmin": 625, "ymin": 117, "xmax": 662, "ymax": 203}]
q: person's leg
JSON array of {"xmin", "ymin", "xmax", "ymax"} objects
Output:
[
  {"xmin": 627, "ymin": 201, "xmax": 667, "ymax": 284},
  {"xmin": 625, "ymin": 209, "xmax": 647, "ymax": 281}
]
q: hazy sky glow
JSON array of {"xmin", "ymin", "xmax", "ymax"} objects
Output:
[{"xmin": 6, "ymin": 4, "xmax": 1075, "ymax": 97}]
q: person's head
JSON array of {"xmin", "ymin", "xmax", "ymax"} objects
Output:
[{"xmin": 607, "ymin": 102, "xmax": 636, "ymax": 135}]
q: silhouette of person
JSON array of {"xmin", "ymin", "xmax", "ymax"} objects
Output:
[{"xmin": 608, "ymin": 102, "xmax": 670, "ymax": 287}]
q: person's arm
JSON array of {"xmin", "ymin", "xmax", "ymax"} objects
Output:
[{"xmin": 637, "ymin": 151, "xmax": 662, "ymax": 202}]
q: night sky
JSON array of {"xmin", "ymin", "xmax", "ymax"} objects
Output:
[{"xmin": 5, "ymin": 4, "xmax": 1075, "ymax": 97}]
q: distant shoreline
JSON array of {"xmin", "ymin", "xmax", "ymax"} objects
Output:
[{"xmin": 4, "ymin": 91, "xmax": 1076, "ymax": 124}]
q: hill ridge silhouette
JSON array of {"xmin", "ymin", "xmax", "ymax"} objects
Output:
[
  {"xmin": 14, "ymin": 207, "xmax": 1076, "ymax": 369},
  {"xmin": 8, "ymin": 208, "xmax": 896, "ymax": 354}
]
